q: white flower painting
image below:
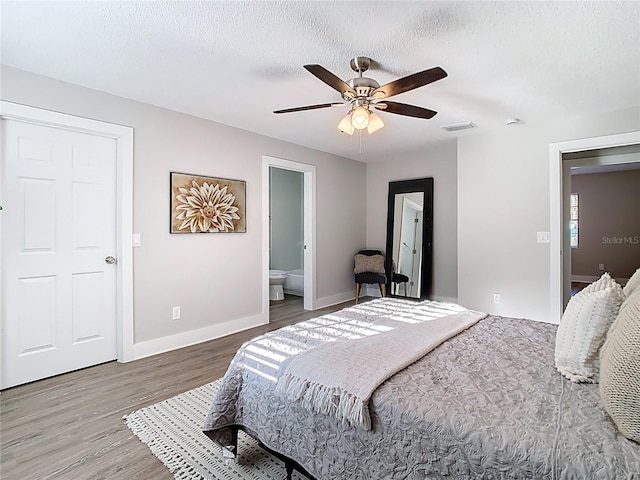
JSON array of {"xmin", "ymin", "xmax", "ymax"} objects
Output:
[{"xmin": 171, "ymin": 173, "xmax": 246, "ymax": 233}]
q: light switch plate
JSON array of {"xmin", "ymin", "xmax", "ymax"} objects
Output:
[{"xmin": 132, "ymin": 233, "xmax": 141, "ymax": 247}]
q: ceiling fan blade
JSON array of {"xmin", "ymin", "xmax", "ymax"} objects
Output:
[
  {"xmin": 273, "ymin": 103, "xmax": 338, "ymax": 114},
  {"xmin": 371, "ymin": 66, "xmax": 447, "ymax": 99},
  {"xmin": 304, "ymin": 64, "xmax": 357, "ymax": 98},
  {"xmin": 375, "ymin": 101, "xmax": 437, "ymax": 119}
]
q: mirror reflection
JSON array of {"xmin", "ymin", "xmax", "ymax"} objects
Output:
[
  {"xmin": 391, "ymin": 193, "xmax": 424, "ymax": 298},
  {"xmin": 385, "ymin": 177, "xmax": 433, "ymax": 300}
]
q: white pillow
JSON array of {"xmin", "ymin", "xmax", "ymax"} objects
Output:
[
  {"xmin": 583, "ymin": 272, "xmax": 618, "ymax": 293},
  {"xmin": 623, "ymin": 267, "xmax": 640, "ymax": 298},
  {"xmin": 600, "ymin": 290, "xmax": 640, "ymax": 443},
  {"xmin": 555, "ymin": 280, "xmax": 624, "ymax": 383},
  {"xmin": 620, "ymin": 286, "xmax": 640, "ymax": 315}
]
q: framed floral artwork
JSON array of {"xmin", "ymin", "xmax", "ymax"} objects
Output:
[{"xmin": 170, "ymin": 172, "xmax": 246, "ymax": 233}]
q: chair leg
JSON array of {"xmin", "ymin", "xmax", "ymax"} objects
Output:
[
  {"xmin": 379, "ymin": 283, "xmax": 386, "ymax": 297},
  {"xmin": 403, "ymin": 282, "xmax": 408, "ymax": 297},
  {"xmin": 355, "ymin": 283, "xmax": 361, "ymax": 304}
]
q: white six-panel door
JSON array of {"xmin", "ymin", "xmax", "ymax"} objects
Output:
[{"xmin": 1, "ymin": 117, "xmax": 118, "ymax": 388}]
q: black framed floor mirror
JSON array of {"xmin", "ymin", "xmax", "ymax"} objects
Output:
[{"xmin": 385, "ymin": 177, "xmax": 434, "ymax": 300}]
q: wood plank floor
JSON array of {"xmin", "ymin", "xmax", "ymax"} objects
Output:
[
  {"xmin": 0, "ymin": 296, "xmax": 365, "ymax": 480},
  {"xmin": 570, "ymin": 281, "xmax": 590, "ymax": 297}
]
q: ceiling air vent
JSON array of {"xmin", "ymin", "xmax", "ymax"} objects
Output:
[{"xmin": 441, "ymin": 121, "xmax": 477, "ymax": 132}]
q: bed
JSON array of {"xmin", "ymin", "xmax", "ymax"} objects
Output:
[{"xmin": 203, "ymin": 297, "xmax": 640, "ymax": 479}]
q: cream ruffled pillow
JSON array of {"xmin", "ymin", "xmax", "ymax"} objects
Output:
[
  {"xmin": 354, "ymin": 254, "xmax": 385, "ymax": 275},
  {"xmin": 600, "ymin": 290, "xmax": 640, "ymax": 443},
  {"xmin": 555, "ymin": 273, "xmax": 624, "ymax": 383},
  {"xmin": 583, "ymin": 272, "xmax": 621, "ymax": 294}
]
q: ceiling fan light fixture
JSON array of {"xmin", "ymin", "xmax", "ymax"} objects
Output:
[
  {"xmin": 351, "ymin": 106, "xmax": 370, "ymax": 129},
  {"xmin": 338, "ymin": 113, "xmax": 355, "ymax": 135},
  {"xmin": 277, "ymin": 58, "xmax": 448, "ymax": 137},
  {"xmin": 366, "ymin": 111, "xmax": 384, "ymax": 134}
]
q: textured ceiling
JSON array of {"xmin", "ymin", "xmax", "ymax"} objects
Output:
[{"xmin": 1, "ymin": 1, "xmax": 639, "ymax": 162}]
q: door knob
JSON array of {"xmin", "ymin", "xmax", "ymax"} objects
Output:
[{"xmin": 105, "ymin": 256, "xmax": 116, "ymax": 264}]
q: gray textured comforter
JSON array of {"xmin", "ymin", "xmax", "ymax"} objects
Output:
[{"xmin": 203, "ymin": 298, "xmax": 640, "ymax": 479}]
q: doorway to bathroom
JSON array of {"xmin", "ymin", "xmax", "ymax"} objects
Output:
[
  {"xmin": 262, "ymin": 156, "xmax": 316, "ymax": 319},
  {"xmin": 269, "ymin": 166, "xmax": 304, "ymax": 302}
]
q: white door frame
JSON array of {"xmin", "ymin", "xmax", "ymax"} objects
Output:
[
  {"xmin": 548, "ymin": 130, "xmax": 640, "ymax": 323},
  {"xmin": 0, "ymin": 101, "xmax": 135, "ymax": 377},
  {"xmin": 262, "ymin": 155, "xmax": 316, "ymax": 312}
]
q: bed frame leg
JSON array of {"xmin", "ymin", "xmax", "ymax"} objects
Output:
[
  {"xmin": 285, "ymin": 460, "xmax": 294, "ymax": 480},
  {"xmin": 214, "ymin": 426, "xmax": 315, "ymax": 479},
  {"xmin": 221, "ymin": 427, "xmax": 239, "ymax": 463}
]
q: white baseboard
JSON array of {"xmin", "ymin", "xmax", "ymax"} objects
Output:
[
  {"xmin": 313, "ymin": 286, "xmax": 400, "ymax": 310},
  {"xmin": 572, "ymin": 274, "xmax": 629, "ymax": 286},
  {"xmin": 364, "ymin": 285, "xmax": 385, "ymax": 298},
  {"xmin": 313, "ymin": 291, "xmax": 355, "ymax": 309},
  {"xmin": 571, "ymin": 275, "xmax": 599, "ymax": 283},
  {"xmin": 130, "ymin": 290, "xmax": 468, "ymax": 361},
  {"xmin": 367, "ymin": 285, "xmax": 458, "ymax": 305},
  {"xmin": 132, "ymin": 311, "xmax": 268, "ymax": 361},
  {"xmin": 431, "ymin": 295, "xmax": 459, "ymax": 304}
]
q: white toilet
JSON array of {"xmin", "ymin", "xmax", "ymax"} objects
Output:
[{"xmin": 269, "ymin": 270, "xmax": 287, "ymax": 301}]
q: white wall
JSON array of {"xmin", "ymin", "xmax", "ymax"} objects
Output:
[
  {"xmin": 1, "ymin": 66, "xmax": 366, "ymax": 355},
  {"xmin": 366, "ymin": 140, "xmax": 458, "ymax": 302},
  {"xmin": 458, "ymin": 107, "xmax": 640, "ymax": 322},
  {"xmin": 5, "ymin": 67, "xmax": 637, "ymax": 347}
]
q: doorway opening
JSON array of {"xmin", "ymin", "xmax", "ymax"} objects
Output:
[
  {"xmin": 269, "ymin": 166, "xmax": 304, "ymax": 303},
  {"xmin": 562, "ymin": 148, "xmax": 640, "ymax": 304},
  {"xmin": 262, "ymin": 156, "xmax": 316, "ymax": 320},
  {"xmin": 549, "ymin": 131, "xmax": 640, "ymax": 322}
]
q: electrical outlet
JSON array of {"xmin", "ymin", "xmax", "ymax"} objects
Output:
[
  {"xmin": 599, "ymin": 264, "xmax": 605, "ymax": 271},
  {"xmin": 493, "ymin": 294, "xmax": 501, "ymax": 304},
  {"xmin": 172, "ymin": 306, "xmax": 181, "ymax": 320},
  {"xmin": 536, "ymin": 231, "xmax": 550, "ymax": 243}
]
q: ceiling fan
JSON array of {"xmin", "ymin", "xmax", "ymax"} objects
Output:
[{"xmin": 274, "ymin": 57, "xmax": 447, "ymax": 135}]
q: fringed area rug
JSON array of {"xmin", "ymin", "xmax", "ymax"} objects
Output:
[{"xmin": 124, "ymin": 380, "xmax": 307, "ymax": 480}]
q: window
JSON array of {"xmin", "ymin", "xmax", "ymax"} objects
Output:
[{"xmin": 569, "ymin": 193, "xmax": 579, "ymax": 248}]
